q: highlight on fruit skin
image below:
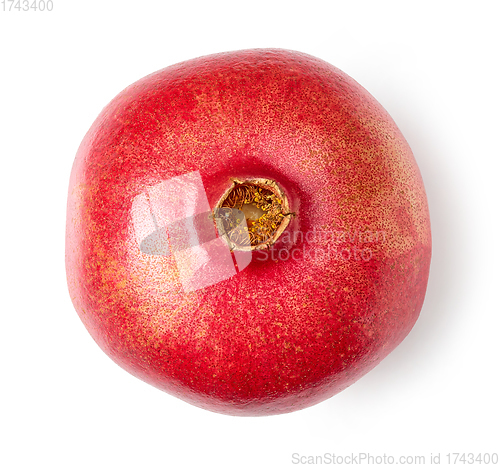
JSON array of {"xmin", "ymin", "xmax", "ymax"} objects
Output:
[{"xmin": 66, "ymin": 48, "xmax": 431, "ymax": 416}]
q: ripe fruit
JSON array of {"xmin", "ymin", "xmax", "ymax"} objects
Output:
[{"xmin": 66, "ymin": 49, "xmax": 431, "ymax": 416}]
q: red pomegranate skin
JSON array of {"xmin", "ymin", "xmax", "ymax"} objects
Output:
[{"xmin": 66, "ymin": 49, "xmax": 431, "ymax": 416}]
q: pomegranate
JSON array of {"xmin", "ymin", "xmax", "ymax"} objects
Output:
[{"xmin": 66, "ymin": 49, "xmax": 431, "ymax": 416}]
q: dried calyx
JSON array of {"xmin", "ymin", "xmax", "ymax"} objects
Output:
[{"xmin": 214, "ymin": 178, "xmax": 292, "ymax": 251}]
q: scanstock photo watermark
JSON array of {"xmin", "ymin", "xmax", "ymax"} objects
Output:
[
  {"xmin": 254, "ymin": 227, "xmax": 386, "ymax": 263},
  {"xmin": 291, "ymin": 452, "xmax": 499, "ymax": 465},
  {"xmin": 132, "ymin": 172, "xmax": 387, "ymax": 293}
]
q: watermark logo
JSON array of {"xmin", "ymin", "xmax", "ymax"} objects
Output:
[
  {"xmin": 131, "ymin": 171, "xmax": 386, "ymax": 292},
  {"xmin": 131, "ymin": 171, "xmax": 251, "ymax": 293}
]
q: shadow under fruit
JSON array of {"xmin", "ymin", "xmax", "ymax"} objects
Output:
[{"xmin": 65, "ymin": 49, "xmax": 432, "ymax": 416}]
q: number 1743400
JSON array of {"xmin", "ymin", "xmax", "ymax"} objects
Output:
[{"xmin": 1, "ymin": 0, "xmax": 53, "ymax": 11}]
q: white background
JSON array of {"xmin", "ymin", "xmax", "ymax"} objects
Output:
[{"xmin": 1, "ymin": 1, "xmax": 499, "ymax": 467}]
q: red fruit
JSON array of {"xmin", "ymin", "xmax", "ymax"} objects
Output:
[{"xmin": 66, "ymin": 49, "xmax": 431, "ymax": 416}]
